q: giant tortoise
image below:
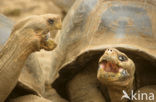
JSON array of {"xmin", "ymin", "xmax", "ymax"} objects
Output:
[
  {"xmin": 0, "ymin": 14, "xmax": 62, "ymax": 102},
  {"xmin": 46, "ymin": 0, "xmax": 156, "ymax": 102}
]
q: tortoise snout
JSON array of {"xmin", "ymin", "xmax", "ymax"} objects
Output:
[{"xmin": 105, "ymin": 48, "xmax": 116, "ymax": 55}]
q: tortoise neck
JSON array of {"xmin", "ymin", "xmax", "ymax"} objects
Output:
[
  {"xmin": 106, "ymin": 77, "xmax": 134, "ymax": 102},
  {"xmin": 0, "ymin": 33, "xmax": 34, "ymax": 64},
  {"xmin": 0, "ymin": 32, "xmax": 34, "ymax": 102}
]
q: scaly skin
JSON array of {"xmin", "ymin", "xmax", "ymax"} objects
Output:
[
  {"xmin": 0, "ymin": 14, "xmax": 62, "ymax": 102},
  {"xmin": 97, "ymin": 48, "xmax": 135, "ymax": 102}
]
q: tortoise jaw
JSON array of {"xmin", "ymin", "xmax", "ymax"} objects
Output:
[
  {"xmin": 40, "ymin": 32, "xmax": 57, "ymax": 51},
  {"xmin": 98, "ymin": 60, "xmax": 130, "ymax": 82}
]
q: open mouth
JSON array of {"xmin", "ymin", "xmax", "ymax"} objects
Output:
[
  {"xmin": 98, "ymin": 60, "xmax": 129, "ymax": 81},
  {"xmin": 40, "ymin": 31, "xmax": 57, "ymax": 51},
  {"xmin": 99, "ymin": 60, "xmax": 120, "ymax": 73}
]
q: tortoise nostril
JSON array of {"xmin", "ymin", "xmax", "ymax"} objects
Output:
[{"xmin": 107, "ymin": 49, "xmax": 113, "ymax": 52}]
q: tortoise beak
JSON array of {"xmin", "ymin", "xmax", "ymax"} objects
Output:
[{"xmin": 56, "ymin": 20, "xmax": 62, "ymax": 30}]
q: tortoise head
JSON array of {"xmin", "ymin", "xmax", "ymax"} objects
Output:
[
  {"xmin": 11, "ymin": 14, "xmax": 62, "ymax": 51},
  {"xmin": 97, "ymin": 48, "xmax": 135, "ymax": 86}
]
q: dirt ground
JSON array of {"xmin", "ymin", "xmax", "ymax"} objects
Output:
[{"xmin": 0, "ymin": 0, "xmax": 64, "ymax": 22}]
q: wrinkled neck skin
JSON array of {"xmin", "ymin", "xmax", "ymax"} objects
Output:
[
  {"xmin": 105, "ymin": 77, "xmax": 134, "ymax": 102},
  {"xmin": 0, "ymin": 31, "xmax": 35, "ymax": 102}
]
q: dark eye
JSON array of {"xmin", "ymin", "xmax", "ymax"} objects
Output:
[
  {"xmin": 118, "ymin": 55, "xmax": 127, "ymax": 61},
  {"xmin": 48, "ymin": 19, "xmax": 54, "ymax": 24}
]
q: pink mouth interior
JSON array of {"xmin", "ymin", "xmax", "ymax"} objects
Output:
[{"xmin": 99, "ymin": 61, "xmax": 119, "ymax": 73}]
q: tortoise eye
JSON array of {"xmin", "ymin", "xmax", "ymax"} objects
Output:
[
  {"xmin": 118, "ymin": 55, "xmax": 127, "ymax": 61},
  {"xmin": 48, "ymin": 19, "xmax": 54, "ymax": 24}
]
